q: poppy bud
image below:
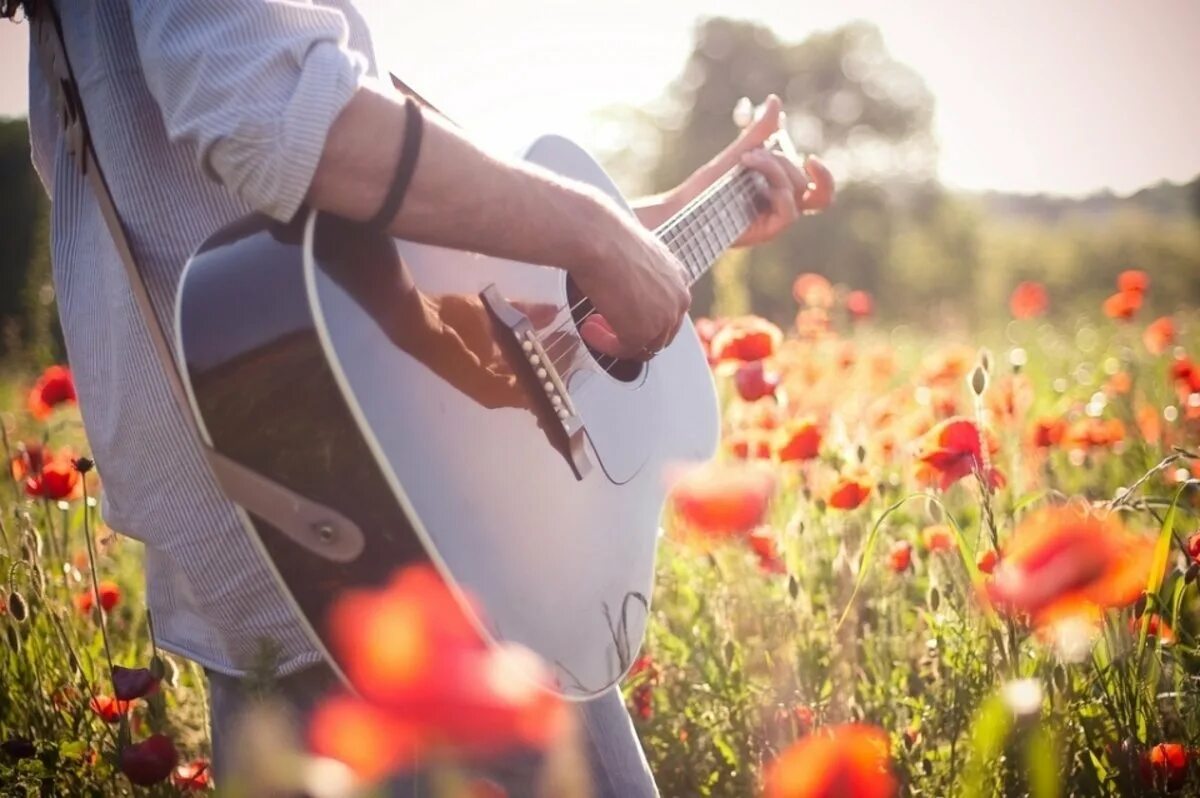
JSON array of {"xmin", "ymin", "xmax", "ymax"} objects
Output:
[
  {"xmin": 969, "ymin": 364, "xmax": 989, "ymax": 397},
  {"xmin": 5, "ymin": 625, "xmax": 20, "ymax": 653},
  {"xmin": 927, "ymin": 587, "xmax": 941, "ymax": 613},
  {"xmin": 6, "ymin": 592, "xmax": 27, "ymax": 623}
]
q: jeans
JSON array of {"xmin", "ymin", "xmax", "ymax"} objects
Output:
[{"xmin": 206, "ymin": 665, "xmax": 658, "ymax": 797}]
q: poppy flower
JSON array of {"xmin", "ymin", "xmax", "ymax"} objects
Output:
[
  {"xmin": 1143, "ymin": 316, "xmax": 1175, "ymax": 355},
  {"xmin": 828, "ymin": 476, "xmax": 871, "ymax": 510},
  {"xmin": 1171, "ymin": 355, "xmax": 1200, "ymax": 394},
  {"xmin": 89, "ymin": 694, "xmax": 133, "ymax": 724},
  {"xmin": 986, "ymin": 375, "xmax": 1033, "ymax": 425},
  {"xmin": 1186, "ymin": 532, "xmax": 1200, "ymax": 564},
  {"xmin": 792, "ymin": 273, "xmax": 835, "ymax": 309},
  {"xmin": 887, "ymin": 541, "xmax": 913, "ymax": 574},
  {"xmin": 726, "ymin": 431, "xmax": 773, "ymax": 461},
  {"xmin": 976, "ymin": 549, "xmax": 999, "ymax": 575},
  {"xmin": 172, "ymin": 759, "xmax": 211, "ymax": 791},
  {"xmin": 27, "ymin": 365, "xmax": 76, "ymax": 420},
  {"xmin": 671, "ymin": 463, "xmax": 774, "ymax": 536},
  {"xmin": 1131, "ymin": 613, "xmax": 1175, "ymax": 645},
  {"xmin": 920, "ymin": 525, "xmax": 954, "ymax": 553},
  {"xmin": 112, "ymin": 666, "xmax": 161, "ymax": 701},
  {"xmin": 74, "ymin": 581, "xmax": 122, "ymax": 615},
  {"xmin": 983, "ymin": 506, "xmax": 1156, "ymax": 625},
  {"xmin": 8, "ymin": 442, "xmax": 44, "ymax": 482},
  {"xmin": 794, "ymin": 307, "xmax": 831, "ymax": 340},
  {"xmin": 916, "ymin": 417, "xmax": 1004, "ymax": 491},
  {"xmin": 1103, "ymin": 291, "xmax": 1142, "ymax": 321},
  {"xmin": 1139, "ymin": 743, "xmax": 1189, "ymax": 791},
  {"xmin": 1064, "ymin": 417, "xmax": 1126, "ymax": 450},
  {"xmin": 776, "ymin": 419, "xmax": 822, "ymax": 462},
  {"xmin": 23, "ymin": 452, "xmax": 82, "ymax": 501},
  {"xmin": 748, "ymin": 528, "xmax": 786, "ymax": 574},
  {"xmin": 1009, "ymin": 281, "xmax": 1049, "ymax": 319},
  {"xmin": 1118, "ymin": 269, "xmax": 1149, "ymax": 295},
  {"xmin": 709, "ymin": 316, "xmax": 783, "ymax": 362},
  {"xmin": 763, "ymin": 724, "xmax": 896, "ymax": 798},
  {"xmin": 315, "ymin": 565, "xmax": 566, "ymax": 777},
  {"xmin": 1030, "ymin": 418, "xmax": 1066, "ymax": 449},
  {"xmin": 845, "ymin": 290, "xmax": 874, "ymax": 319},
  {"xmin": 733, "ymin": 360, "xmax": 780, "ymax": 402},
  {"xmin": 627, "ymin": 655, "xmax": 659, "ymax": 720},
  {"xmin": 120, "ymin": 734, "xmax": 179, "ymax": 787},
  {"xmin": 309, "ymin": 695, "xmax": 421, "ymax": 781}
]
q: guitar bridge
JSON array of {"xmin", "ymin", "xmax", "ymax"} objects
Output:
[{"xmin": 480, "ymin": 284, "xmax": 591, "ymax": 479}]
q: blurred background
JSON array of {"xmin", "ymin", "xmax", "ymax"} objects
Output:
[{"xmin": 1, "ymin": 0, "xmax": 1198, "ymax": 362}]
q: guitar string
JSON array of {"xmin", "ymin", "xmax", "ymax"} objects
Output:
[
  {"xmin": 541, "ymin": 171, "xmax": 762, "ymax": 378},
  {"xmin": 534, "ymin": 168, "xmax": 763, "ymax": 375}
]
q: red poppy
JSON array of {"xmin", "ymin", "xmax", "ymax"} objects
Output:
[
  {"xmin": 89, "ymin": 694, "xmax": 133, "ymax": 724},
  {"xmin": 1139, "ymin": 743, "xmax": 1189, "ymax": 791},
  {"xmin": 1030, "ymin": 418, "xmax": 1066, "ymax": 449},
  {"xmin": 314, "ymin": 565, "xmax": 566, "ymax": 777},
  {"xmin": 792, "ymin": 273, "xmax": 835, "ymax": 309},
  {"xmin": 763, "ymin": 724, "xmax": 896, "ymax": 798},
  {"xmin": 887, "ymin": 541, "xmax": 913, "ymax": 574},
  {"xmin": 828, "ymin": 476, "xmax": 871, "ymax": 510},
  {"xmin": 23, "ymin": 451, "xmax": 82, "ymax": 501},
  {"xmin": 1118, "ymin": 269, "xmax": 1149, "ymax": 295},
  {"xmin": 1105, "ymin": 371, "xmax": 1132, "ymax": 396},
  {"xmin": 671, "ymin": 463, "xmax": 774, "ymax": 536},
  {"xmin": 120, "ymin": 734, "xmax": 179, "ymax": 787},
  {"xmin": 793, "ymin": 706, "xmax": 815, "ymax": 735},
  {"xmin": 1009, "ymin": 281, "xmax": 1049, "ymax": 319},
  {"xmin": 916, "ymin": 417, "xmax": 1004, "ymax": 491},
  {"xmin": 309, "ymin": 695, "xmax": 421, "ymax": 781},
  {"xmin": 709, "ymin": 316, "xmax": 783, "ymax": 362},
  {"xmin": 748, "ymin": 528, "xmax": 786, "ymax": 574},
  {"xmin": 726, "ymin": 431, "xmax": 773, "ymax": 461},
  {"xmin": 986, "ymin": 375, "xmax": 1033, "ymax": 425},
  {"xmin": 75, "ymin": 581, "xmax": 122, "ymax": 615},
  {"xmin": 1171, "ymin": 355, "xmax": 1200, "ymax": 394},
  {"xmin": 8, "ymin": 442, "xmax": 44, "ymax": 482},
  {"xmin": 27, "ymin": 365, "xmax": 76, "ymax": 420},
  {"xmin": 1131, "ymin": 613, "xmax": 1175, "ymax": 645},
  {"xmin": 627, "ymin": 655, "xmax": 659, "ymax": 720},
  {"xmin": 1064, "ymin": 417, "xmax": 1126, "ymax": 450},
  {"xmin": 1143, "ymin": 316, "xmax": 1175, "ymax": 355},
  {"xmin": 983, "ymin": 506, "xmax": 1156, "ymax": 625},
  {"xmin": 845, "ymin": 290, "xmax": 874, "ymax": 319},
  {"xmin": 1103, "ymin": 291, "xmax": 1142, "ymax": 321},
  {"xmin": 776, "ymin": 419, "xmax": 822, "ymax": 462},
  {"xmin": 172, "ymin": 759, "xmax": 211, "ymax": 792},
  {"xmin": 112, "ymin": 666, "xmax": 161, "ymax": 701},
  {"xmin": 920, "ymin": 525, "xmax": 954, "ymax": 553},
  {"xmin": 976, "ymin": 549, "xmax": 999, "ymax": 575},
  {"xmin": 734, "ymin": 360, "xmax": 780, "ymax": 402},
  {"xmin": 1186, "ymin": 532, "xmax": 1200, "ymax": 564}
]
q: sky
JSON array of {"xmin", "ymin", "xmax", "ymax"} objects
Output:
[{"xmin": 2, "ymin": 0, "xmax": 1197, "ymax": 197}]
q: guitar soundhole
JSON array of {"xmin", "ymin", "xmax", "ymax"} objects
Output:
[{"xmin": 565, "ymin": 277, "xmax": 643, "ymax": 383}]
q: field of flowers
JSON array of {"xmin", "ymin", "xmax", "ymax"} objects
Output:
[{"xmin": 1, "ymin": 268, "xmax": 1199, "ymax": 797}]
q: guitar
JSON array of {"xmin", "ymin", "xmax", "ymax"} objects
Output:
[{"xmin": 175, "ymin": 131, "xmax": 795, "ymax": 699}]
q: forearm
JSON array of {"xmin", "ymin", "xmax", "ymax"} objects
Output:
[{"xmin": 306, "ymin": 81, "xmax": 620, "ymax": 274}]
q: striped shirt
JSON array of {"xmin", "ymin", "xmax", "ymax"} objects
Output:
[{"xmin": 26, "ymin": 1, "xmax": 375, "ymax": 676}]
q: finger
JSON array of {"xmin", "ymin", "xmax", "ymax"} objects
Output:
[
  {"xmin": 707, "ymin": 95, "xmax": 783, "ymax": 176},
  {"xmin": 580, "ymin": 315, "xmax": 629, "ymax": 358},
  {"xmin": 798, "ymin": 154, "xmax": 835, "ymax": 214},
  {"xmin": 770, "ymin": 152, "xmax": 814, "ymax": 206},
  {"xmin": 744, "ymin": 150, "xmax": 798, "ymax": 222}
]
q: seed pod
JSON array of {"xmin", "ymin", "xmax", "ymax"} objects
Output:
[
  {"xmin": 969, "ymin": 364, "xmax": 989, "ymax": 397},
  {"xmin": 5, "ymin": 625, "xmax": 19, "ymax": 654},
  {"xmin": 788, "ymin": 574, "xmax": 800, "ymax": 600},
  {"xmin": 927, "ymin": 587, "xmax": 941, "ymax": 613},
  {"xmin": 1052, "ymin": 663, "xmax": 1068, "ymax": 692},
  {"xmin": 6, "ymin": 591, "xmax": 27, "ymax": 623}
]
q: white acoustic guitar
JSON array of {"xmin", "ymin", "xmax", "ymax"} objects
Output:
[{"xmin": 176, "ymin": 127, "xmax": 794, "ymax": 699}]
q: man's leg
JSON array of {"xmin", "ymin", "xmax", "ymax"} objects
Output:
[{"xmin": 578, "ymin": 688, "xmax": 659, "ymax": 798}]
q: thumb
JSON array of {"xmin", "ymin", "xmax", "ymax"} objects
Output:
[{"xmin": 734, "ymin": 94, "xmax": 783, "ymax": 150}]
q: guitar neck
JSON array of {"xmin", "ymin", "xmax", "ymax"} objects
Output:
[{"xmin": 654, "ymin": 163, "xmax": 769, "ymax": 287}]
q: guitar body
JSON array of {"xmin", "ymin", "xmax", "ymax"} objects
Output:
[{"xmin": 176, "ymin": 135, "xmax": 721, "ymax": 698}]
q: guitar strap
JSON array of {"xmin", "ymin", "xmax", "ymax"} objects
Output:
[{"xmin": 31, "ymin": 2, "xmax": 369, "ymax": 567}]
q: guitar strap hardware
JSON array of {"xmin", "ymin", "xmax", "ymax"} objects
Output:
[{"xmin": 31, "ymin": 2, "xmax": 364, "ymax": 563}]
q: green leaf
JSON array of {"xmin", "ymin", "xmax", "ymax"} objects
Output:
[
  {"xmin": 962, "ymin": 693, "xmax": 1012, "ymax": 798},
  {"xmin": 1026, "ymin": 725, "xmax": 1061, "ymax": 798}
]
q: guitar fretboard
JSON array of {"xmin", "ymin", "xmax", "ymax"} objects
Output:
[{"xmin": 655, "ymin": 166, "xmax": 768, "ymax": 286}]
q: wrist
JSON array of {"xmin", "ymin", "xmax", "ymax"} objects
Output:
[{"xmin": 562, "ymin": 188, "xmax": 623, "ymax": 279}]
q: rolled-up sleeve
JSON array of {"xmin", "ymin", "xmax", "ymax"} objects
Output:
[{"xmin": 131, "ymin": 1, "xmax": 367, "ymax": 221}]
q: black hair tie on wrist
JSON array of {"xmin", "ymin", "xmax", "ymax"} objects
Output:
[{"xmin": 369, "ymin": 95, "xmax": 424, "ymax": 230}]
